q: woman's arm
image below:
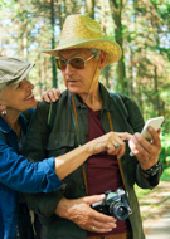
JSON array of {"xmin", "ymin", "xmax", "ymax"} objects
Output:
[
  {"xmin": 55, "ymin": 131, "xmax": 131, "ymax": 180},
  {"xmin": 0, "ymin": 132, "xmax": 61, "ymax": 192},
  {"xmin": 0, "ymin": 130, "xmax": 130, "ymax": 193}
]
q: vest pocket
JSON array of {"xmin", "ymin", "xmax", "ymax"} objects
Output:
[{"xmin": 47, "ymin": 131, "xmax": 75, "ymax": 156}]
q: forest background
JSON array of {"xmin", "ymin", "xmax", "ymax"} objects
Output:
[{"xmin": 0, "ymin": 0, "xmax": 170, "ymax": 166}]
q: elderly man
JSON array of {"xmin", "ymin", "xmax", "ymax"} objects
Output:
[{"xmin": 23, "ymin": 15, "xmax": 162, "ymax": 239}]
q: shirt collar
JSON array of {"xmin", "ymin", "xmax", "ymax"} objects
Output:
[
  {"xmin": 0, "ymin": 117, "xmax": 11, "ymax": 133},
  {"xmin": 62, "ymin": 83, "xmax": 114, "ymax": 111}
]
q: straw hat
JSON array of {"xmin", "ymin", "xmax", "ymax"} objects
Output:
[
  {"xmin": 0, "ymin": 57, "xmax": 33, "ymax": 88},
  {"xmin": 44, "ymin": 14, "xmax": 122, "ymax": 64}
]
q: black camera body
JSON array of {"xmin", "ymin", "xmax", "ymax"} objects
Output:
[{"xmin": 91, "ymin": 189, "xmax": 132, "ymax": 220}]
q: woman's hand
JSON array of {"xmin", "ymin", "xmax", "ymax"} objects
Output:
[
  {"xmin": 87, "ymin": 131, "xmax": 132, "ymax": 158},
  {"xmin": 55, "ymin": 131, "xmax": 131, "ymax": 180},
  {"xmin": 42, "ymin": 88, "xmax": 61, "ymax": 102},
  {"xmin": 55, "ymin": 195, "xmax": 116, "ymax": 233},
  {"xmin": 129, "ymin": 127, "xmax": 161, "ymax": 170}
]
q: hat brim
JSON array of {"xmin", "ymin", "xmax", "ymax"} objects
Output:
[{"xmin": 43, "ymin": 38, "xmax": 122, "ymax": 64}]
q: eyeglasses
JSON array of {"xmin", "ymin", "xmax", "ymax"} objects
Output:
[{"xmin": 55, "ymin": 55, "xmax": 94, "ymax": 70}]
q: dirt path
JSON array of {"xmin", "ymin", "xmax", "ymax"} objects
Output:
[{"xmin": 139, "ymin": 181, "xmax": 170, "ymax": 239}]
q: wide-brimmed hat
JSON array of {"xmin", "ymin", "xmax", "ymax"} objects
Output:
[
  {"xmin": 44, "ymin": 14, "xmax": 122, "ymax": 64},
  {"xmin": 0, "ymin": 57, "xmax": 33, "ymax": 88}
]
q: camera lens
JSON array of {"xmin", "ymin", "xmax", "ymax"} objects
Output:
[{"xmin": 110, "ymin": 203, "xmax": 129, "ymax": 220}]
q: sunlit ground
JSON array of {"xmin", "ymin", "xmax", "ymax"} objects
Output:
[{"xmin": 136, "ymin": 167, "xmax": 170, "ymax": 239}]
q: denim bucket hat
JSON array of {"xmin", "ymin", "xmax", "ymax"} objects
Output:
[
  {"xmin": 0, "ymin": 57, "xmax": 33, "ymax": 89},
  {"xmin": 43, "ymin": 14, "xmax": 122, "ymax": 64}
]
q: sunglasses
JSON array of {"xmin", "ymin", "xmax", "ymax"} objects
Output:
[{"xmin": 55, "ymin": 55, "xmax": 94, "ymax": 70}]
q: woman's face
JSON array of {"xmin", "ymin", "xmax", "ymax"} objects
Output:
[{"xmin": 0, "ymin": 80, "xmax": 37, "ymax": 112}]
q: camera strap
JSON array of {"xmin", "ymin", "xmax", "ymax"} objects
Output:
[
  {"xmin": 71, "ymin": 95, "xmax": 126, "ymax": 193},
  {"xmin": 71, "ymin": 96, "xmax": 88, "ymax": 193},
  {"xmin": 106, "ymin": 111, "xmax": 126, "ymax": 187}
]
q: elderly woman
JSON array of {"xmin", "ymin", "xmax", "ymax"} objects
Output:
[{"xmin": 0, "ymin": 57, "xmax": 130, "ymax": 239}]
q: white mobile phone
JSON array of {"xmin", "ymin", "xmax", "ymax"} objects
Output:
[{"xmin": 141, "ymin": 116, "xmax": 165, "ymax": 140}]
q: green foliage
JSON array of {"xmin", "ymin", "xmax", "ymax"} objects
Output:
[
  {"xmin": 135, "ymin": 185, "xmax": 151, "ymax": 199},
  {"xmin": 160, "ymin": 167, "xmax": 170, "ymax": 181},
  {"xmin": 0, "ymin": 0, "xmax": 169, "ymax": 127}
]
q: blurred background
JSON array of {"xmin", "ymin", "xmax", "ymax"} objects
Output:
[{"xmin": 0, "ymin": 0, "xmax": 170, "ymax": 238}]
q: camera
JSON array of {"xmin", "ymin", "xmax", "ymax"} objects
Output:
[{"xmin": 91, "ymin": 189, "xmax": 132, "ymax": 220}]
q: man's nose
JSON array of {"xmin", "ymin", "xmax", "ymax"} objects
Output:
[{"xmin": 64, "ymin": 62, "xmax": 74, "ymax": 73}]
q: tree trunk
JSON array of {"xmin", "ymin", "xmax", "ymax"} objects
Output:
[
  {"xmin": 50, "ymin": 0, "xmax": 58, "ymax": 87},
  {"xmin": 86, "ymin": 0, "xmax": 95, "ymax": 19},
  {"xmin": 110, "ymin": 0, "xmax": 127, "ymax": 94}
]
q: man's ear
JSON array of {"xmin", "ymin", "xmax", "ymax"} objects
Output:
[{"xmin": 98, "ymin": 51, "xmax": 107, "ymax": 69}]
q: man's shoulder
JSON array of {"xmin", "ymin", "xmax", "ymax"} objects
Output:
[
  {"xmin": 109, "ymin": 92, "xmax": 138, "ymax": 109},
  {"xmin": 100, "ymin": 83, "xmax": 128, "ymax": 103},
  {"xmin": 109, "ymin": 92, "xmax": 130, "ymax": 102},
  {"xmin": 42, "ymin": 91, "xmax": 69, "ymax": 128}
]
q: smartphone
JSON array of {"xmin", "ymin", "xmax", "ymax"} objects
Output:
[
  {"xmin": 141, "ymin": 116, "xmax": 165, "ymax": 141},
  {"xmin": 129, "ymin": 116, "xmax": 164, "ymax": 156}
]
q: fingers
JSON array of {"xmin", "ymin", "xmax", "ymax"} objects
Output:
[
  {"xmin": 57, "ymin": 197, "xmax": 116, "ymax": 233},
  {"xmin": 80, "ymin": 195, "xmax": 116, "ymax": 233},
  {"xmin": 148, "ymin": 127, "xmax": 161, "ymax": 148},
  {"xmin": 130, "ymin": 135, "xmax": 150, "ymax": 167},
  {"xmin": 90, "ymin": 209, "xmax": 115, "ymax": 224},
  {"xmin": 107, "ymin": 142, "xmax": 126, "ymax": 158},
  {"xmin": 129, "ymin": 129, "xmax": 161, "ymax": 169},
  {"xmin": 81, "ymin": 194, "xmax": 105, "ymax": 205},
  {"xmin": 75, "ymin": 207, "xmax": 116, "ymax": 232},
  {"xmin": 88, "ymin": 224, "xmax": 115, "ymax": 233},
  {"xmin": 53, "ymin": 88, "xmax": 61, "ymax": 101},
  {"xmin": 42, "ymin": 88, "xmax": 61, "ymax": 102},
  {"xmin": 132, "ymin": 133, "xmax": 152, "ymax": 154},
  {"xmin": 116, "ymin": 143, "xmax": 126, "ymax": 158},
  {"xmin": 106, "ymin": 132, "xmax": 129, "ymax": 157},
  {"xmin": 87, "ymin": 131, "xmax": 131, "ymax": 157},
  {"xmin": 116, "ymin": 132, "xmax": 132, "ymax": 141},
  {"xmin": 83, "ymin": 212, "xmax": 116, "ymax": 233},
  {"xmin": 107, "ymin": 132, "xmax": 132, "ymax": 146}
]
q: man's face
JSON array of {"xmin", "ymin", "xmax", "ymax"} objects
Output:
[{"xmin": 58, "ymin": 48, "xmax": 100, "ymax": 94}]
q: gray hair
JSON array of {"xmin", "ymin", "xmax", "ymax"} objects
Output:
[
  {"xmin": 0, "ymin": 57, "xmax": 33, "ymax": 90},
  {"xmin": 91, "ymin": 49, "xmax": 101, "ymax": 58}
]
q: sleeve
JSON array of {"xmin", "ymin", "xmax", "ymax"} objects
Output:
[
  {"xmin": 0, "ymin": 132, "xmax": 61, "ymax": 192},
  {"xmin": 23, "ymin": 102, "xmax": 63, "ymax": 217},
  {"xmin": 121, "ymin": 96, "xmax": 161, "ymax": 188},
  {"xmin": 136, "ymin": 164, "xmax": 161, "ymax": 188},
  {"xmin": 120, "ymin": 95, "xmax": 145, "ymax": 132}
]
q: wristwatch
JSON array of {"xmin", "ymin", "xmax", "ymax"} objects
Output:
[{"xmin": 142, "ymin": 161, "xmax": 162, "ymax": 177}]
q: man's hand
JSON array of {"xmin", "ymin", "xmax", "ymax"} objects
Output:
[
  {"xmin": 55, "ymin": 195, "xmax": 116, "ymax": 233},
  {"xmin": 129, "ymin": 127, "xmax": 161, "ymax": 170},
  {"xmin": 42, "ymin": 88, "xmax": 61, "ymax": 102}
]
